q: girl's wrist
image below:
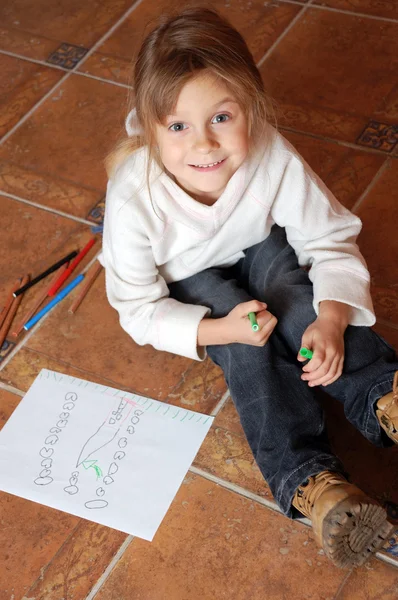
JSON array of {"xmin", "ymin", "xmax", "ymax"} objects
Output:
[
  {"xmin": 197, "ymin": 317, "xmax": 230, "ymax": 347},
  {"xmin": 318, "ymin": 300, "xmax": 350, "ymax": 330}
]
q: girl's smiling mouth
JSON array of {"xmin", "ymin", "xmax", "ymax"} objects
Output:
[{"xmin": 189, "ymin": 158, "xmax": 226, "ymax": 171}]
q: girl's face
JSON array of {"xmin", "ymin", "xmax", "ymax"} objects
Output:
[{"xmin": 155, "ymin": 71, "xmax": 250, "ymax": 205}]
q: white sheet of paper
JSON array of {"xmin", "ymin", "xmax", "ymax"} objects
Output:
[{"xmin": 0, "ymin": 369, "xmax": 214, "ymax": 541}]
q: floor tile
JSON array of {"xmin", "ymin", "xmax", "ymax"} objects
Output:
[
  {"xmin": 260, "ymin": 8, "xmax": 398, "ymax": 144},
  {"xmin": 23, "ymin": 521, "xmax": 127, "ymax": 600},
  {"xmin": 356, "ymin": 160, "xmax": 398, "ymax": 325},
  {"xmin": 313, "ymin": 0, "xmax": 398, "ymax": 20},
  {"xmin": 194, "ymin": 421, "xmax": 271, "ymax": 499},
  {"xmin": 0, "ymin": 162, "xmax": 103, "ymax": 220},
  {"xmin": 0, "ymin": 195, "xmax": 82, "ymax": 303},
  {"xmin": 282, "ymin": 129, "xmax": 385, "ymax": 210},
  {"xmin": 95, "ymin": 473, "xmax": 346, "ymax": 600},
  {"xmin": 79, "ymin": 0, "xmax": 302, "ymax": 85},
  {"xmin": 0, "ymin": 54, "xmax": 62, "ymax": 137},
  {"xmin": 337, "ymin": 557, "xmax": 398, "ymax": 599},
  {"xmin": 0, "ymin": 388, "xmax": 79, "ymax": 599},
  {"xmin": 0, "ymin": 347, "xmax": 118, "ymax": 392},
  {"xmin": 0, "ymin": 0, "xmax": 133, "ymax": 60},
  {"xmin": 167, "ymin": 358, "xmax": 226, "ymax": 414},
  {"xmin": 0, "ymin": 74, "xmax": 127, "ymax": 206}
]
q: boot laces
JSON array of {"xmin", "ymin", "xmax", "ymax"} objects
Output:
[{"xmin": 293, "ymin": 471, "xmax": 347, "ymax": 519}]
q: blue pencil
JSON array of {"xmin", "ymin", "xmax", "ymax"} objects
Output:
[{"xmin": 24, "ymin": 274, "xmax": 84, "ymax": 331}]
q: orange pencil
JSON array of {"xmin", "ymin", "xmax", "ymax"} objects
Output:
[
  {"xmin": 10, "ymin": 264, "xmax": 69, "ymax": 338},
  {"xmin": 0, "ymin": 274, "xmax": 30, "ymax": 350},
  {"xmin": 68, "ymin": 261, "xmax": 102, "ymax": 315},
  {"xmin": 48, "ymin": 238, "xmax": 96, "ymax": 296},
  {"xmin": 0, "ymin": 278, "xmax": 22, "ymax": 330}
]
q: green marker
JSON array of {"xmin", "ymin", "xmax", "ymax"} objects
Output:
[
  {"xmin": 300, "ymin": 347, "xmax": 313, "ymax": 360},
  {"xmin": 248, "ymin": 312, "xmax": 259, "ymax": 332}
]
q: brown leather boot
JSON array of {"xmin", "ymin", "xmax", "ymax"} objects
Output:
[
  {"xmin": 292, "ymin": 471, "xmax": 393, "ymax": 568},
  {"xmin": 376, "ymin": 371, "xmax": 398, "ymax": 444}
]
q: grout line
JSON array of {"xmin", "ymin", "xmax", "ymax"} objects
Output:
[
  {"xmin": 0, "ymin": 48, "xmax": 132, "ymax": 89},
  {"xmin": 0, "ymin": 191, "xmax": 97, "ymax": 226},
  {"xmin": 332, "ymin": 570, "xmax": 354, "ymax": 600},
  {"xmin": 280, "ymin": 0, "xmax": 398, "ymax": 24},
  {"xmin": 189, "ymin": 466, "xmax": 398, "ymax": 569},
  {"xmin": 350, "ymin": 158, "xmax": 390, "ymax": 214},
  {"xmin": 278, "ymin": 124, "xmax": 396, "ymax": 158},
  {"xmin": 0, "ymin": 250, "xmax": 102, "ymax": 373},
  {"xmin": 84, "ymin": 535, "xmax": 135, "ymax": 600},
  {"xmin": 256, "ymin": 0, "xmax": 314, "ymax": 69},
  {"xmin": 210, "ymin": 389, "xmax": 230, "ymax": 417},
  {"xmin": 0, "ymin": 381, "xmax": 24, "ymax": 397},
  {"xmin": 0, "ymin": 0, "xmax": 144, "ymax": 147},
  {"xmin": 189, "ymin": 465, "xmax": 310, "ymax": 525}
]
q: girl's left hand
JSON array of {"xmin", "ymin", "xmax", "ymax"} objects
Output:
[{"xmin": 297, "ymin": 315, "xmax": 345, "ymax": 387}]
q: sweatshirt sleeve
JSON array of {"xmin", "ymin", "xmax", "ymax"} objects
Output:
[
  {"xmin": 269, "ymin": 145, "xmax": 375, "ymax": 326},
  {"xmin": 101, "ymin": 183, "xmax": 211, "ymax": 361}
]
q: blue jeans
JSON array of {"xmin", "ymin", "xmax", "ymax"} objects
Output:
[{"xmin": 169, "ymin": 226, "xmax": 398, "ymax": 518}]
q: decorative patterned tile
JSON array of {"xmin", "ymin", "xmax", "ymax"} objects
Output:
[
  {"xmin": 79, "ymin": 0, "xmax": 302, "ymax": 85},
  {"xmin": 357, "ymin": 121, "xmax": 398, "ymax": 153},
  {"xmin": 0, "ymin": 54, "xmax": 62, "ymax": 137},
  {"xmin": 87, "ymin": 197, "xmax": 105, "ymax": 224},
  {"xmin": 47, "ymin": 43, "xmax": 88, "ymax": 69},
  {"xmin": 260, "ymin": 9, "xmax": 398, "ymax": 144},
  {"xmin": 94, "ymin": 473, "xmax": 347, "ymax": 600},
  {"xmin": 0, "ymin": 339, "xmax": 15, "ymax": 364}
]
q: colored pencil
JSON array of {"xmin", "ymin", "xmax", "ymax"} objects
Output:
[
  {"xmin": 0, "ymin": 278, "xmax": 22, "ymax": 330},
  {"xmin": 48, "ymin": 238, "xmax": 96, "ymax": 296},
  {"xmin": 24, "ymin": 274, "xmax": 84, "ymax": 331},
  {"xmin": 10, "ymin": 263, "xmax": 69, "ymax": 338},
  {"xmin": 13, "ymin": 250, "xmax": 78, "ymax": 298},
  {"xmin": 0, "ymin": 274, "xmax": 30, "ymax": 350},
  {"xmin": 68, "ymin": 261, "xmax": 102, "ymax": 315}
]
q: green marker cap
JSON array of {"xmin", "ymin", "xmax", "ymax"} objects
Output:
[
  {"xmin": 299, "ymin": 347, "xmax": 313, "ymax": 359},
  {"xmin": 248, "ymin": 312, "xmax": 259, "ymax": 332}
]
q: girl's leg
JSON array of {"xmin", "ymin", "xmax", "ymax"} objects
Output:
[
  {"xmin": 169, "ymin": 266, "xmax": 345, "ymax": 519},
  {"xmin": 238, "ymin": 225, "xmax": 398, "ymax": 448}
]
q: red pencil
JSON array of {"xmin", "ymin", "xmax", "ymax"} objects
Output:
[{"xmin": 48, "ymin": 238, "xmax": 96, "ymax": 296}]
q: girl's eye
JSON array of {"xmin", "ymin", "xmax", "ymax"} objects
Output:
[
  {"xmin": 169, "ymin": 123, "xmax": 186, "ymax": 132},
  {"xmin": 212, "ymin": 113, "xmax": 230, "ymax": 124}
]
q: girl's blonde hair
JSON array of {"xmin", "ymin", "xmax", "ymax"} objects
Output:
[{"xmin": 106, "ymin": 7, "xmax": 276, "ymax": 177}]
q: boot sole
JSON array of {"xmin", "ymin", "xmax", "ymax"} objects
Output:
[{"xmin": 321, "ymin": 494, "xmax": 394, "ymax": 569}]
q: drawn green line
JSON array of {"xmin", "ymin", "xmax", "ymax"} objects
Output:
[
  {"xmin": 163, "ymin": 406, "xmax": 170, "ymax": 415},
  {"xmin": 196, "ymin": 415, "xmax": 202, "ymax": 422},
  {"xmin": 180, "ymin": 413, "xmax": 188, "ymax": 422},
  {"xmin": 156, "ymin": 404, "xmax": 161, "ymax": 412},
  {"xmin": 172, "ymin": 409, "xmax": 180, "ymax": 419},
  {"xmin": 189, "ymin": 413, "xmax": 195, "ymax": 421},
  {"xmin": 203, "ymin": 416, "xmax": 210, "ymax": 425}
]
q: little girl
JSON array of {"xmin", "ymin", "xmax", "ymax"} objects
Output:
[{"xmin": 101, "ymin": 8, "xmax": 398, "ymax": 568}]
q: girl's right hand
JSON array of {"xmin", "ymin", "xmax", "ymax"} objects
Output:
[{"xmin": 221, "ymin": 300, "xmax": 277, "ymax": 346}]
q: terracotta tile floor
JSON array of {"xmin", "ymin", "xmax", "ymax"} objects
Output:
[{"xmin": 0, "ymin": 1, "xmax": 398, "ymax": 598}]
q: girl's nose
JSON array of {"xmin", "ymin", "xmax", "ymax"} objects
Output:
[{"xmin": 193, "ymin": 131, "xmax": 219, "ymax": 153}]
